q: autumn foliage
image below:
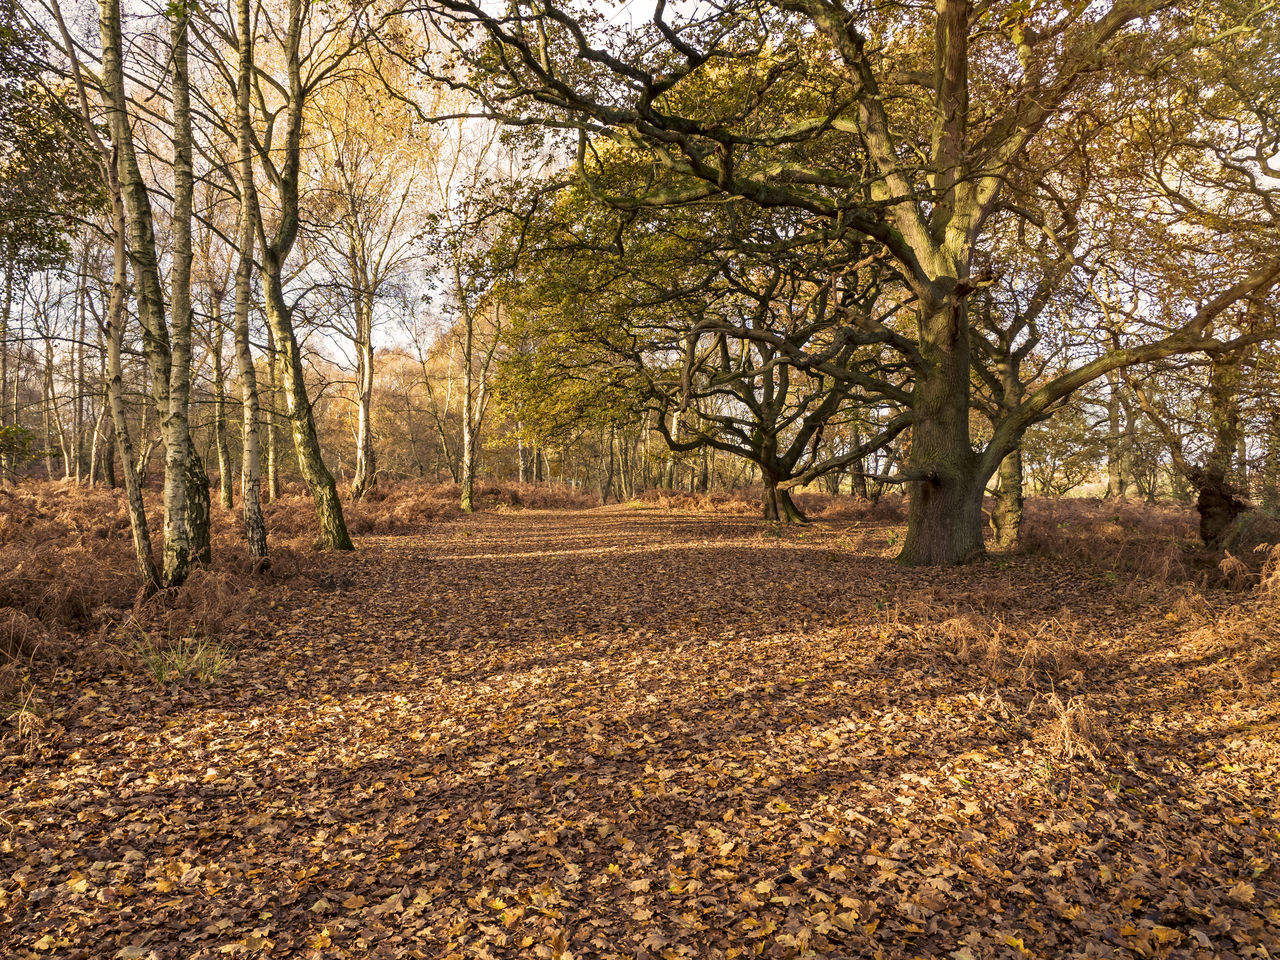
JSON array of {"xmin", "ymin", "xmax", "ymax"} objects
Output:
[{"xmin": 2, "ymin": 484, "xmax": 1279, "ymax": 957}]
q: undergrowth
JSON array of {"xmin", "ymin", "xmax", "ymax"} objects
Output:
[{"xmin": 134, "ymin": 632, "xmax": 232, "ymax": 686}]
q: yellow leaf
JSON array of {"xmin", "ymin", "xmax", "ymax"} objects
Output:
[
  {"xmin": 1227, "ymin": 881, "xmax": 1255, "ymax": 904},
  {"xmin": 1003, "ymin": 934, "xmax": 1030, "ymax": 955}
]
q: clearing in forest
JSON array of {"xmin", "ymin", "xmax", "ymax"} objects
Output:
[{"xmin": 2, "ymin": 509, "xmax": 1278, "ymax": 959}]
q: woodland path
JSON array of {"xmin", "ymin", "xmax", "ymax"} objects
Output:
[{"xmin": 2, "ymin": 509, "xmax": 1277, "ymax": 958}]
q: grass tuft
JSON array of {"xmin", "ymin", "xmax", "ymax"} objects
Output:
[{"xmin": 135, "ymin": 633, "xmax": 232, "ymax": 686}]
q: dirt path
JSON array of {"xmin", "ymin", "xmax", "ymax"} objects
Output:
[{"xmin": 3, "ymin": 510, "xmax": 1277, "ymax": 958}]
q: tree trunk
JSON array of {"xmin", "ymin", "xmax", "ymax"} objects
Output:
[
  {"xmin": 262, "ymin": 276, "xmax": 353, "ymax": 549},
  {"xmin": 265, "ymin": 325, "xmax": 279, "ymax": 501},
  {"xmin": 350, "ymin": 293, "xmax": 376, "ymax": 500},
  {"xmin": 990, "ymin": 448, "xmax": 1023, "ymax": 549},
  {"xmin": 460, "ymin": 310, "xmax": 476, "ymax": 513},
  {"xmin": 1263, "ymin": 412, "xmax": 1280, "ymax": 511},
  {"xmin": 601, "ymin": 426, "xmax": 616, "ymax": 504},
  {"xmin": 762, "ymin": 471, "xmax": 808, "ymax": 523},
  {"xmin": 74, "ymin": 246, "xmax": 88, "ymax": 482},
  {"xmin": 102, "ymin": 418, "xmax": 117, "ymax": 488},
  {"xmin": 103, "ymin": 173, "xmax": 159, "ymax": 589},
  {"xmin": 900, "ymin": 302, "xmax": 985, "ymax": 565},
  {"xmin": 0, "ymin": 260, "xmax": 11, "ymax": 484},
  {"xmin": 1105, "ymin": 370, "xmax": 1126, "ymax": 498},
  {"xmin": 1196, "ymin": 470, "xmax": 1247, "ymax": 546},
  {"xmin": 211, "ymin": 304, "xmax": 234, "ymax": 509},
  {"xmin": 87, "ymin": 405, "xmax": 106, "ymax": 488},
  {"xmin": 249, "ymin": 0, "xmax": 348, "ymax": 552},
  {"xmin": 185, "ymin": 448, "xmax": 212, "ymax": 564},
  {"xmin": 233, "ymin": 0, "xmax": 267, "ymax": 559},
  {"xmin": 460, "ymin": 421, "xmax": 476, "ymax": 513},
  {"xmin": 100, "ymin": 0, "xmax": 200, "ymax": 586},
  {"xmin": 167, "ymin": 7, "xmax": 204, "ymax": 581}
]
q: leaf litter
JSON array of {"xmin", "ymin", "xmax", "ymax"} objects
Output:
[{"xmin": 2, "ymin": 509, "xmax": 1278, "ymax": 958}]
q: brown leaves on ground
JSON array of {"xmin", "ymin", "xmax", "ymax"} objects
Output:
[{"xmin": 2, "ymin": 505, "xmax": 1279, "ymax": 959}]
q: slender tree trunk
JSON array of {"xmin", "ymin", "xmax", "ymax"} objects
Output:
[
  {"xmin": 350, "ymin": 295, "xmax": 376, "ymax": 499},
  {"xmin": 1263, "ymin": 412, "xmax": 1280, "ymax": 511},
  {"xmin": 601, "ymin": 426, "xmax": 616, "ymax": 504},
  {"xmin": 74, "ymin": 245, "xmax": 89, "ymax": 482},
  {"xmin": 262, "ymin": 277, "xmax": 353, "ymax": 548},
  {"xmin": 233, "ymin": 0, "xmax": 266, "ymax": 558},
  {"xmin": 100, "ymin": 0, "xmax": 198, "ymax": 586},
  {"xmin": 211, "ymin": 301, "xmax": 234, "ymax": 509},
  {"xmin": 104, "ymin": 172, "xmax": 159, "ymax": 589},
  {"xmin": 87, "ymin": 405, "xmax": 106, "ymax": 488},
  {"xmin": 265, "ymin": 325, "xmax": 279, "ymax": 500},
  {"xmin": 0, "ymin": 260, "xmax": 11, "ymax": 484},
  {"xmin": 171, "ymin": 11, "xmax": 210, "ymax": 568},
  {"xmin": 460, "ymin": 311, "xmax": 476, "ymax": 513},
  {"xmin": 1105, "ymin": 370, "xmax": 1126, "ymax": 498},
  {"xmin": 240, "ymin": 0, "xmax": 351, "ymax": 549}
]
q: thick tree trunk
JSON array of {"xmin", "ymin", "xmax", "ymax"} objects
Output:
[
  {"xmin": 990, "ymin": 448, "xmax": 1023, "ymax": 549},
  {"xmin": 102, "ymin": 419, "xmax": 117, "ymax": 488},
  {"xmin": 166, "ymin": 8, "xmax": 204, "ymax": 582},
  {"xmin": 99, "ymin": 0, "xmax": 200, "ymax": 586},
  {"xmin": 761, "ymin": 471, "xmax": 808, "ymax": 523},
  {"xmin": 1196, "ymin": 471, "xmax": 1247, "ymax": 547},
  {"xmin": 900, "ymin": 302, "xmax": 985, "ymax": 565}
]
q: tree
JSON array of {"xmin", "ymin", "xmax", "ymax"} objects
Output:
[
  {"xmin": 1, "ymin": 0, "xmax": 101, "ymax": 482},
  {"xmin": 500, "ymin": 175, "xmax": 911, "ymax": 520},
  {"xmin": 410, "ymin": 0, "xmax": 1280, "ymax": 563},
  {"xmin": 306, "ymin": 63, "xmax": 424, "ymax": 501},
  {"xmin": 1128, "ymin": 348, "xmax": 1254, "ymax": 545},
  {"xmin": 235, "ymin": 0, "xmax": 359, "ymax": 549}
]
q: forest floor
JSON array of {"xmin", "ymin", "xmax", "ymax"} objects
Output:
[{"xmin": 2, "ymin": 506, "xmax": 1279, "ymax": 959}]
